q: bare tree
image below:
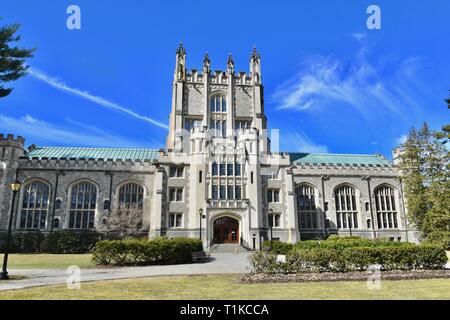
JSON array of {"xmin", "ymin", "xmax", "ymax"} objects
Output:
[{"xmin": 99, "ymin": 203, "xmax": 143, "ymax": 239}]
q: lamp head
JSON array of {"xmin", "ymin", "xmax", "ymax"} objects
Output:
[{"xmin": 10, "ymin": 180, "xmax": 21, "ymax": 192}]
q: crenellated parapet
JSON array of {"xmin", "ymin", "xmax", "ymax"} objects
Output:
[
  {"xmin": 291, "ymin": 163, "xmax": 398, "ymax": 177},
  {"xmin": 17, "ymin": 156, "xmax": 159, "ymax": 172},
  {"xmin": 0, "ymin": 133, "xmax": 25, "ymax": 161},
  {"xmin": 0, "ymin": 133, "xmax": 25, "ymax": 146},
  {"xmin": 185, "ymin": 69, "xmax": 253, "ymax": 86}
]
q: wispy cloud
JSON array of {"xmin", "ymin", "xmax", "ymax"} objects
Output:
[
  {"xmin": 0, "ymin": 114, "xmax": 155, "ymax": 147},
  {"xmin": 281, "ymin": 130, "xmax": 329, "ymax": 153},
  {"xmin": 272, "ymin": 33, "xmax": 424, "ymax": 121},
  {"xmin": 28, "ymin": 68, "xmax": 169, "ymax": 130}
]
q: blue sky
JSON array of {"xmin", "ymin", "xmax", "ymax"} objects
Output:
[{"xmin": 0, "ymin": 0, "xmax": 449, "ymax": 158}]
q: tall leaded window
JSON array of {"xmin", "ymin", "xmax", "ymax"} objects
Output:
[
  {"xmin": 235, "ymin": 163, "xmax": 241, "ymax": 176},
  {"xmin": 220, "ymin": 185, "xmax": 226, "ymax": 200},
  {"xmin": 20, "ymin": 180, "xmax": 50, "ymax": 229},
  {"xmin": 210, "ymin": 94, "xmax": 227, "ymax": 137},
  {"xmin": 335, "ymin": 185, "xmax": 359, "ymax": 229},
  {"xmin": 235, "ymin": 185, "xmax": 242, "ymax": 200},
  {"xmin": 227, "ymin": 185, "xmax": 233, "ymax": 200},
  {"xmin": 296, "ymin": 184, "xmax": 318, "ymax": 229},
  {"xmin": 210, "ymin": 94, "xmax": 227, "ymax": 112},
  {"xmin": 375, "ymin": 186, "xmax": 399, "ymax": 229},
  {"xmin": 219, "ymin": 163, "xmax": 226, "ymax": 176},
  {"xmin": 212, "ymin": 185, "xmax": 219, "ymax": 200},
  {"xmin": 118, "ymin": 182, "xmax": 144, "ymax": 214},
  {"xmin": 212, "ymin": 162, "xmax": 218, "ymax": 176},
  {"xmin": 68, "ymin": 181, "xmax": 97, "ymax": 229}
]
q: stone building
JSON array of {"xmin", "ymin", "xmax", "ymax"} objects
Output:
[{"xmin": 0, "ymin": 44, "xmax": 419, "ymax": 250}]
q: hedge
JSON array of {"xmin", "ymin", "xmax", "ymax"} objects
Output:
[
  {"xmin": 251, "ymin": 244, "xmax": 448, "ymax": 273},
  {"xmin": 0, "ymin": 230, "xmax": 103, "ymax": 254},
  {"xmin": 91, "ymin": 237, "xmax": 203, "ymax": 266},
  {"xmin": 263, "ymin": 236, "xmax": 409, "ymax": 254}
]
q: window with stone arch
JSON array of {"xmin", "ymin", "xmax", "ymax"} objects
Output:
[
  {"xmin": 296, "ymin": 184, "xmax": 319, "ymax": 229},
  {"xmin": 19, "ymin": 179, "xmax": 50, "ymax": 229},
  {"xmin": 68, "ymin": 180, "xmax": 97, "ymax": 229},
  {"xmin": 209, "ymin": 93, "xmax": 227, "ymax": 137},
  {"xmin": 374, "ymin": 185, "xmax": 399, "ymax": 229},
  {"xmin": 210, "ymin": 93, "xmax": 227, "ymax": 112},
  {"xmin": 334, "ymin": 184, "xmax": 359, "ymax": 229},
  {"xmin": 117, "ymin": 182, "xmax": 144, "ymax": 216}
]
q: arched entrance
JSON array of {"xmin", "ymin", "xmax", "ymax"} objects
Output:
[{"xmin": 213, "ymin": 216, "xmax": 239, "ymax": 243}]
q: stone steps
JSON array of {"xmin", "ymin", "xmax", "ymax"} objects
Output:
[{"xmin": 210, "ymin": 243, "xmax": 248, "ymax": 253}]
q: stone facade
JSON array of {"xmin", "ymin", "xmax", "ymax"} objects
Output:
[{"xmin": 0, "ymin": 45, "xmax": 419, "ymax": 250}]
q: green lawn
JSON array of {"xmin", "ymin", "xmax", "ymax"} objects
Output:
[
  {"xmin": 0, "ymin": 254, "xmax": 95, "ymax": 269},
  {"xmin": 0, "ymin": 275, "xmax": 449, "ymax": 300}
]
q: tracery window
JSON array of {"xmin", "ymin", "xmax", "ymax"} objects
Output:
[
  {"xmin": 68, "ymin": 181, "xmax": 97, "ymax": 229},
  {"xmin": 118, "ymin": 182, "xmax": 144, "ymax": 217},
  {"xmin": 375, "ymin": 186, "xmax": 399, "ymax": 229},
  {"xmin": 19, "ymin": 180, "xmax": 50, "ymax": 229},
  {"xmin": 296, "ymin": 184, "xmax": 318, "ymax": 229},
  {"xmin": 334, "ymin": 185, "xmax": 359, "ymax": 229}
]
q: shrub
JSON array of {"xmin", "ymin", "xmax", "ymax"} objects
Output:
[
  {"xmin": 0, "ymin": 230, "xmax": 103, "ymax": 254},
  {"xmin": 251, "ymin": 244, "xmax": 447, "ymax": 274},
  {"xmin": 41, "ymin": 230, "xmax": 103, "ymax": 254},
  {"xmin": 7, "ymin": 232, "xmax": 46, "ymax": 253},
  {"xmin": 262, "ymin": 240, "xmax": 293, "ymax": 254},
  {"xmin": 91, "ymin": 237, "xmax": 203, "ymax": 266}
]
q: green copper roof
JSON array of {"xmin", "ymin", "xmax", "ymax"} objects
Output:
[
  {"xmin": 288, "ymin": 153, "xmax": 391, "ymax": 167},
  {"xmin": 25, "ymin": 147, "xmax": 160, "ymax": 161}
]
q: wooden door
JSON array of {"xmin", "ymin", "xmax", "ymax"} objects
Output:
[{"xmin": 213, "ymin": 217, "xmax": 239, "ymax": 243}]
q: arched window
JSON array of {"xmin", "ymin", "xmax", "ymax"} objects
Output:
[
  {"xmin": 210, "ymin": 93, "xmax": 227, "ymax": 137},
  {"xmin": 118, "ymin": 182, "xmax": 144, "ymax": 215},
  {"xmin": 210, "ymin": 94, "xmax": 227, "ymax": 112},
  {"xmin": 296, "ymin": 184, "xmax": 319, "ymax": 229},
  {"xmin": 375, "ymin": 186, "xmax": 398, "ymax": 229},
  {"xmin": 334, "ymin": 185, "xmax": 359, "ymax": 229},
  {"xmin": 68, "ymin": 181, "xmax": 97, "ymax": 229},
  {"xmin": 19, "ymin": 180, "xmax": 50, "ymax": 229}
]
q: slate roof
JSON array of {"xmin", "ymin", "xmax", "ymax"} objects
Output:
[
  {"xmin": 24, "ymin": 147, "xmax": 160, "ymax": 161},
  {"xmin": 288, "ymin": 152, "xmax": 392, "ymax": 167}
]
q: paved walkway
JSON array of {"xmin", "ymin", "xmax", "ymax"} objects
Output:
[{"xmin": 0, "ymin": 253, "xmax": 253, "ymax": 291}]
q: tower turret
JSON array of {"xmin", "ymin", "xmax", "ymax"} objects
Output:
[
  {"xmin": 203, "ymin": 52, "xmax": 211, "ymax": 74},
  {"xmin": 249, "ymin": 46, "xmax": 261, "ymax": 84},
  {"xmin": 174, "ymin": 42, "xmax": 186, "ymax": 81},
  {"xmin": 0, "ymin": 134, "xmax": 25, "ymax": 162}
]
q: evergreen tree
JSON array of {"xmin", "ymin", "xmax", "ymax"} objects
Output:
[
  {"xmin": 400, "ymin": 96, "xmax": 450, "ymax": 244},
  {"xmin": 0, "ymin": 19, "xmax": 34, "ymax": 98}
]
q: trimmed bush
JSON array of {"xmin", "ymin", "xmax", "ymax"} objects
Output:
[
  {"xmin": 41, "ymin": 230, "xmax": 103, "ymax": 253},
  {"xmin": 251, "ymin": 244, "xmax": 448, "ymax": 273},
  {"xmin": 91, "ymin": 237, "xmax": 203, "ymax": 266},
  {"xmin": 293, "ymin": 237, "xmax": 408, "ymax": 251},
  {"xmin": 262, "ymin": 241, "xmax": 293, "ymax": 254},
  {"xmin": 0, "ymin": 230, "xmax": 103, "ymax": 254}
]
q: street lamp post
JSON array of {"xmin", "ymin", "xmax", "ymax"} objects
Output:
[
  {"xmin": 199, "ymin": 208, "xmax": 203, "ymax": 241},
  {"xmin": 0, "ymin": 179, "xmax": 22, "ymax": 280},
  {"xmin": 348, "ymin": 215, "xmax": 353, "ymax": 237},
  {"xmin": 269, "ymin": 209, "xmax": 274, "ymax": 250}
]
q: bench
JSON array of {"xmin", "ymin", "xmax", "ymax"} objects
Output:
[{"xmin": 191, "ymin": 251, "xmax": 211, "ymax": 263}]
